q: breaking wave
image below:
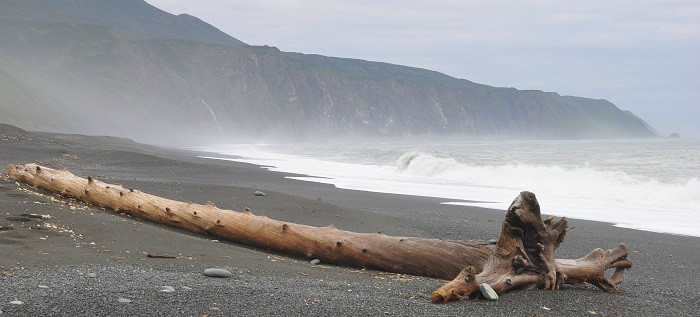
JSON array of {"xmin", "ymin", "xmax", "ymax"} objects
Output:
[{"xmin": 397, "ymin": 151, "xmax": 700, "ymax": 213}]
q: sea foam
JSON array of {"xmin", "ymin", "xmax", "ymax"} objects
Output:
[{"xmin": 197, "ymin": 144, "xmax": 700, "ymax": 237}]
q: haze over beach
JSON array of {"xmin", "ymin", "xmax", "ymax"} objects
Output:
[{"xmin": 0, "ymin": 1, "xmax": 698, "ymax": 316}]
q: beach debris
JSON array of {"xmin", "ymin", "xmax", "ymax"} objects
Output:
[
  {"xmin": 43, "ymin": 222, "xmax": 75, "ymax": 236},
  {"xmin": 5, "ymin": 216, "xmax": 32, "ymax": 222},
  {"xmin": 86, "ymin": 273, "xmax": 97, "ymax": 278},
  {"xmin": 181, "ymin": 286, "xmax": 192, "ymax": 290},
  {"xmin": 37, "ymin": 285, "xmax": 49, "ymax": 289},
  {"xmin": 160, "ymin": 286, "xmax": 176, "ymax": 293},
  {"xmin": 479, "ymin": 283, "xmax": 498, "ymax": 300},
  {"xmin": 373, "ymin": 272, "xmax": 414, "ymax": 282},
  {"xmin": 0, "ymin": 225, "xmax": 13, "ymax": 232},
  {"xmin": 391, "ymin": 274, "xmax": 414, "ymax": 282},
  {"xmin": 254, "ymin": 190, "xmax": 267, "ymax": 196},
  {"xmin": 203, "ymin": 268, "xmax": 232, "ymax": 278},
  {"xmin": 20, "ymin": 213, "xmax": 43, "ymax": 219},
  {"xmin": 146, "ymin": 253, "xmax": 176, "ymax": 259},
  {"xmin": 117, "ymin": 298, "xmax": 132, "ymax": 303},
  {"xmin": 542, "ymin": 306, "xmax": 551, "ymax": 311},
  {"xmin": 8, "ymin": 163, "xmax": 635, "ymax": 304},
  {"xmin": 9, "ymin": 300, "xmax": 24, "ymax": 305},
  {"xmin": 310, "ymin": 259, "xmax": 321, "ymax": 265},
  {"xmin": 211, "ymin": 239, "xmax": 220, "ymax": 243},
  {"xmin": 487, "ymin": 239, "xmax": 498, "ymax": 244}
]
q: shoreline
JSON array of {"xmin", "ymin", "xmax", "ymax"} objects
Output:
[
  {"xmin": 193, "ymin": 144, "xmax": 700, "ymax": 238},
  {"xmin": 1, "ymin": 129, "xmax": 698, "ymax": 316}
]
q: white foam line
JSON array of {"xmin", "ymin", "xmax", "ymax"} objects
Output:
[{"xmin": 197, "ymin": 153, "xmax": 700, "ymax": 238}]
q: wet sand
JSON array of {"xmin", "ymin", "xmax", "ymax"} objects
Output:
[{"xmin": 0, "ymin": 127, "xmax": 698, "ymax": 316}]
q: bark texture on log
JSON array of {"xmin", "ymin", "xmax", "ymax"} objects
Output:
[{"xmin": 6, "ymin": 164, "xmax": 632, "ymax": 303}]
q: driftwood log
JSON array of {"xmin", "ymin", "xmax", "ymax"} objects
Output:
[{"xmin": 6, "ymin": 163, "xmax": 632, "ymax": 303}]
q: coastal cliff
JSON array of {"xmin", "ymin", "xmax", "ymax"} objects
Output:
[{"xmin": 0, "ymin": 0, "xmax": 657, "ymax": 143}]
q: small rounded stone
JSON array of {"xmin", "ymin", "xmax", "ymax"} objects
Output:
[
  {"xmin": 479, "ymin": 283, "xmax": 499, "ymax": 300},
  {"xmin": 202, "ymin": 268, "xmax": 232, "ymax": 278}
]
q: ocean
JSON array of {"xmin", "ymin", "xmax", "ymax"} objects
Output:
[{"xmin": 196, "ymin": 138, "xmax": 700, "ymax": 237}]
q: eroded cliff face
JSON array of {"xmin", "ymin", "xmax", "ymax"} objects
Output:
[
  {"xmin": 109, "ymin": 40, "xmax": 655, "ymax": 141},
  {"xmin": 0, "ymin": 1, "xmax": 657, "ymax": 144}
]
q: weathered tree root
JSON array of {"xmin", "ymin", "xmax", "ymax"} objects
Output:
[
  {"xmin": 6, "ymin": 164, "xmax": 632, "ymax": 303},
  {"xmin": 430, "ymin": 192, "xmax": 632, "ymax": 303}
]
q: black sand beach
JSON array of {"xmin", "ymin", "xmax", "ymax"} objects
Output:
[{"xmin": 0, "ymin": 127, "xmax": 698, "ymax": 316}]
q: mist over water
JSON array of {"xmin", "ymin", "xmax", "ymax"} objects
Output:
[{"xmin": 196, "ymin": 138, "xmax": 700, "ymax": 237}]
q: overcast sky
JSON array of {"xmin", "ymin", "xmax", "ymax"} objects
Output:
[{"xmin": 147, "ymin": 0, "xmax": 699, "ymax": 137}]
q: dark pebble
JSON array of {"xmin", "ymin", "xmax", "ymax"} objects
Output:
[{"xmin": 5, "ymin": 216, "xmax": 32, "ymax": 222}]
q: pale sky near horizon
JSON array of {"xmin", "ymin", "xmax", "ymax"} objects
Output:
[{"xmin": 147, "ymin": 0, "xmax": 699, "ymax": 137}]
